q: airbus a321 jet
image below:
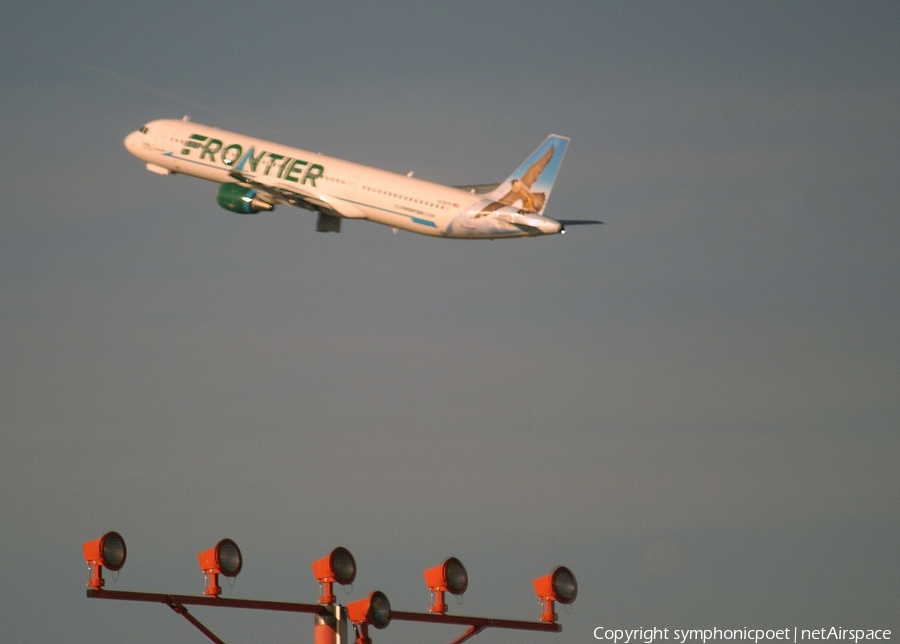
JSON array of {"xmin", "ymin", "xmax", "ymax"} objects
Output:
[{"xmin": 124, "ymin": 117, "xmax": 602, "ymax": 239}]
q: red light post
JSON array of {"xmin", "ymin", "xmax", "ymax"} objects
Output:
[
  {"xmin": 82, "ymin": 531, "xmax": 126, "ymax": 590},
  {"xmin": 424, "ymin": 557, "xmax": 468, "ymax": 614},
  {"xmin": 311, "ymin": 546, "xmax": 356, "ymax": 604},
  {"xmin": 312, "ymin": 547, "xmax": 357, "ymax": 644},
  {"xmin": 347, "ymin": 591, "xmax": 391, "ymax": 644},
  {"xmin": 533, "ymin": 566, "xmax": 578, "ymax": 624},
  {"xmin": 197, "ymin": 539, "xmax": 242, "ymax": 597}
]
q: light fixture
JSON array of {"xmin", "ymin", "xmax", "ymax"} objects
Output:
[
  {"xmin": 82, "ymin": 531, "xmax": 127, "ymax": 590},
  {"xmin": 197, "ymin": 538, "xmax": 242, "ymax": 597},
  {"xmin": 423, "ymin": 557, "xmax": 467, "ymax": 614},
  {"xmin": 533, "ymin": 566, "xmax": 577, "ymax": 623},
  {"xmin": 311, "ymin": 546, "xmax": 356, "ymax": 604},
  {"xmin": 346, "ymin": 590, "xmax": 391, "ymax": 644}
]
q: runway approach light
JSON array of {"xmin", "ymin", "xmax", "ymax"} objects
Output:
[
  {"xmin": 423, "ymin": 557, "xmax": 468, "ymax": 614},
  {"xmin": 311, "ymin": 546, "xmax": 356, "ymax": 604},
  {"xmin": 197, "ymin": 538, "xmax": 242, "ymax": 597},
  {"xmin": 533, "ymin": 566, "xmax": 577, "ymax": 623},
  {"xmin": 347, "ymin": 591, "xmax": 391, "ymax": 644},
  {"xmin": 82, "ymin": 531, "xmax": 127, "ymax": 590}
]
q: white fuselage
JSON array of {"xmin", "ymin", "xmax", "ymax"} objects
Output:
[{"xmin": 124, "ymin": 119, "xmax": 564, "ymax": 239}]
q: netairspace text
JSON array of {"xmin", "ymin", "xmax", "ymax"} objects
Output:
[{"xmin": 593, "ymin": 628, "xmax": 892, "ymax": 644}]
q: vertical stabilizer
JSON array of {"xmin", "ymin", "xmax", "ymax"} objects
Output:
[{"xmin": 484, "ymin": 135, "xmax": 569, "ymax": 215}]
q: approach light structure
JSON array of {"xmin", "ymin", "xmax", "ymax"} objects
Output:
[
  {"xmin": 311, "ymin": 546, "xmax": 356, "ymax": 604},
  {"xmin": 197, "ymin": 538, "xmax": 242, "ymax": 597},
  {"xmin": 82, "ymin": 531, "xmax": 127, "ymax": 590},
  {"xmin": 533, "ymin": 566, "xmax": 577, "ymax": 623},
  {"xmin": 81, "ymin": 533, "xmax": 577, "ymax": 644},
  {"xmin": 423, "ymin": 557, "xmax": 468, "ymax": 614}
]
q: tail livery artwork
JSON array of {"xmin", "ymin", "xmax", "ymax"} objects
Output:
[{"xmin": 124, "ymin": 117, "xmax": 603, "ymax": 239}]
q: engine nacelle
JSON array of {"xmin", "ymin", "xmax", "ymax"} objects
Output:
[{"xmin": 216, "ymin": 183, "xmax": 275, "ymax": 214}]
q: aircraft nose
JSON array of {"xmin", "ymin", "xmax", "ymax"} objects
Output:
[{"xmin": 123, "ymin": 130, "xmax": 141, "ymax": 152}]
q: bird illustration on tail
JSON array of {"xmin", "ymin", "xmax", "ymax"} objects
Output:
[{"xmin": 475, "ymin": 145, "xmax": 555, "ymax": 217}]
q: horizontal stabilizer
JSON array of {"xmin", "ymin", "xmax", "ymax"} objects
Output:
[{"xmin": 453, "ymin": 183, "xmax": 501, "ymax": 194}]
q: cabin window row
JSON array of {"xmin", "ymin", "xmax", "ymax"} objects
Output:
[{"xmin": 361, "ymin": 185, "xmax": 443, "ymax": 210}]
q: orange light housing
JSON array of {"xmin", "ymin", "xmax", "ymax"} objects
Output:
[
  {"xmin": 82, "ymin": 531, "xmax": 127, "ymax": 590},
  {"xmin": 533, "ymin": 566, "xmax": 577, "ymax": 623},
  {"xmin": 423, "ymin": 557, "xmax": 467, "ymax": 613},
  {"xmin": 311, "ymin": 547, "xmax": 356, "ymax": 603},
  {"xmin": 347, "ymin": 590, "xmax": 391, "ymax": 629},
  {"xmin": 197, "ymin": 538, "xmax": 242, "ymax": 596},
  {"xmin": 312, "ymin": 546, "xmax": 356, "ymax": 584},
  {"xmin": 424, "ymin": 557, "xmax": 468, "ymax": 594}
]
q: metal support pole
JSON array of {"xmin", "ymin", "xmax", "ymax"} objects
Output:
[
  {"xmin": 86, "ymin": 588, "xmax": 562, "ymax": 644},
  {"xmin": 167, "ymin": 600, "xmax": 228, "ymax": 644},
  {"xmin": 87, "ymin": 588, "xmax": 331, "ymax": 644},
  {"xmin": 447, "ymin": 624, "xmax": 487, "ymax": 644},
  {"xmin": 316, "ymin": 604, "xmax": 337, "ymax": 644}
]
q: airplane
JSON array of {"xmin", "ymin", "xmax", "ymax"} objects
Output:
[{"xmin": 123, "ymin": 116, "xmax": 602, "ymax": 239}]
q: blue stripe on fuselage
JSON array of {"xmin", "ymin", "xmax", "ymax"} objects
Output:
[{"xmin": 163, "ymin": 151, "xmax": 442, "ymax": 228}]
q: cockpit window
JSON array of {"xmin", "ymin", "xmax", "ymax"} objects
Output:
[{"xmin": 140, "ymin": 126, "xmax": 149, "ymax": 134}]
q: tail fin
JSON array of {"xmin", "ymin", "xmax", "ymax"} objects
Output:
[{"xmin": 485, "ymin": 135, "xmax": 570, "ymax": 215}]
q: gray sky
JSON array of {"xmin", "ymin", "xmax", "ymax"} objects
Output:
[{"xmin": 2, "ymin": 2, "xmax": 898, "ymax": 642}]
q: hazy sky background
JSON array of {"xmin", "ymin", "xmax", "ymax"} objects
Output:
[{"xmin": 2, "ymin": 2, "xmax": 898, "ymax": 642}]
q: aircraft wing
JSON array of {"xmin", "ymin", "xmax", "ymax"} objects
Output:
[{"xmin": 228, "ymin": 170, "xmax": 343, "ymax": 219}]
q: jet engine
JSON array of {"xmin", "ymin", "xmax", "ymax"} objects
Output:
[{"xmin": 216, "ymin": 183, "xmax": 275, "ymax": 214}]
